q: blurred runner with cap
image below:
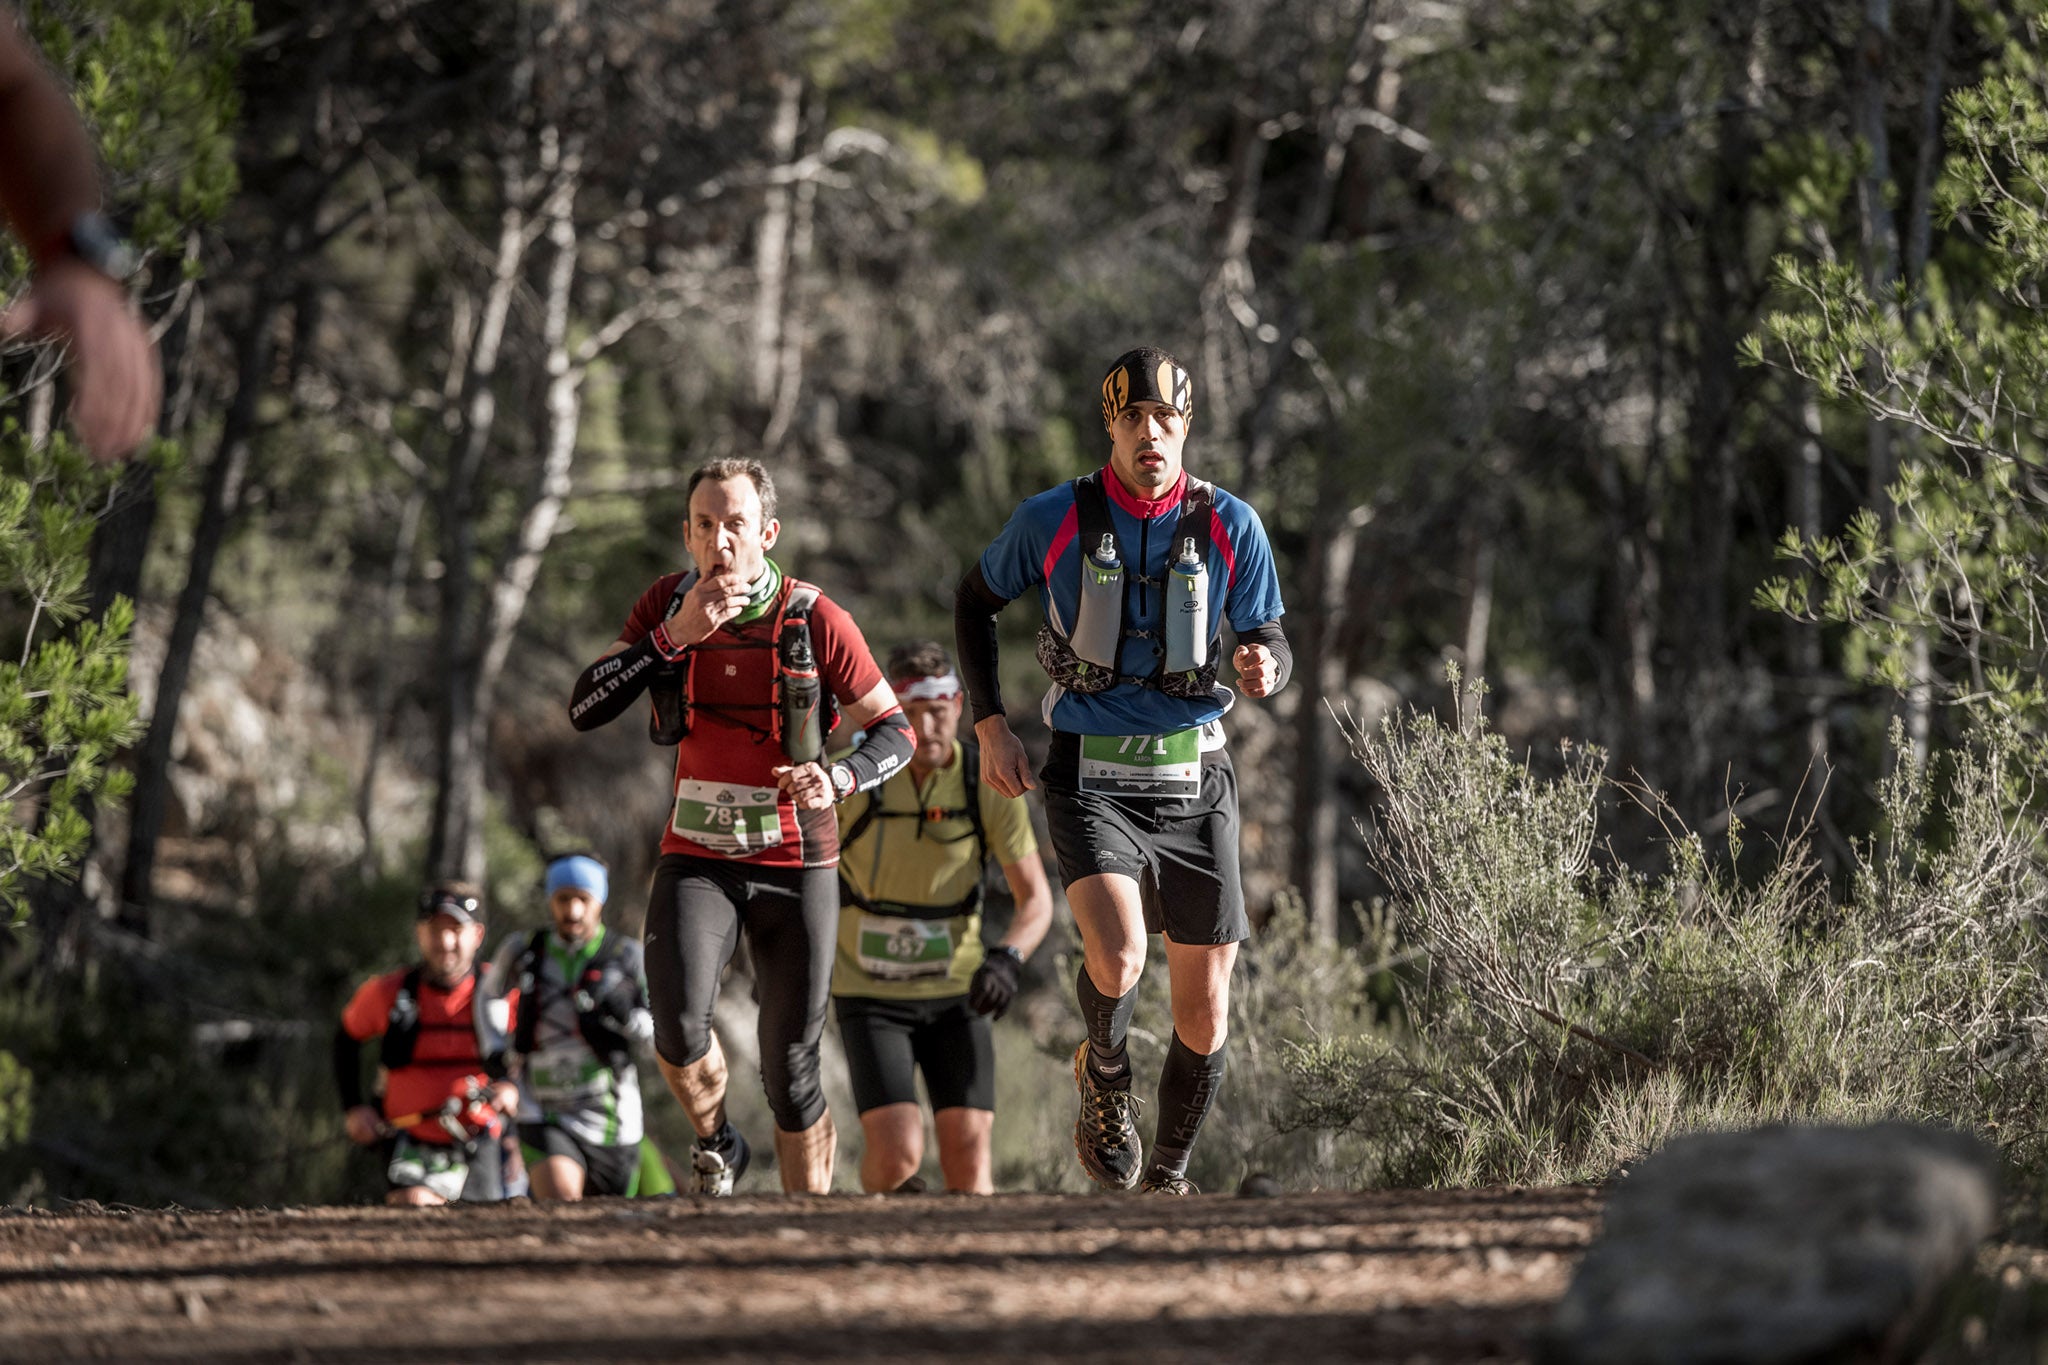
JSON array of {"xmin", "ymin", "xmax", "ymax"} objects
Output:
[
  {"xmin": 334, "ymin": 881, "xmax": 519, "ymax": 1205},
  {"xmin": 954, "ymin": 346, "xmax": 1290, "ymax": 1194},
  {"xmin": 831, "ymin": 641, "xmax": 1053, "ymax": 1194}
]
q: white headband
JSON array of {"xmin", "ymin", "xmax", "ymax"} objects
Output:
[{"xmin": 896, "ymin": 672, "xmax": 962, "ymax": 701}]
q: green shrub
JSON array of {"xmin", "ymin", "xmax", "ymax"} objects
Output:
[
  {"xmin": 1283, "ymin": 679, "xmax": 2048, "ymax": 1188},
  {"xmin": 0, "ymin": 436, "xmax": 143, "ymax": 922},
  {"xmin": 0, "ymin": 1049, "xmax": 29, "ymax": 1151}
]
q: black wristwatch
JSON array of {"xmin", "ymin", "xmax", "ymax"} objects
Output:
[
  {"xmin": 988, "ymin": 944, "xmax": 1023, "ymax": 966},
  {"xmin": 58, "ymin": 212, "xmax": 141, "ymax": 282}
]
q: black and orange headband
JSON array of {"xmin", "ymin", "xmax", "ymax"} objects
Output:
[{"xmin": 1100, "ymin": 348, "xmax": 1193, "ymax": 426}]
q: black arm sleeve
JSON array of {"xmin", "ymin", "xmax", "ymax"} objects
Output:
[
  {"xmin": 333, "ymin": 1024, "xmax": 366, "ymax": 1111},
  {"xmin": 567, "ymin": 635, "xmax": 664, "ymax": 731},
  {"xmin": 1236, "ymin": 620, "xmax": 1294, "ymax": 694},
  {"xmin": 954, "ymin": 563, "xmax": 1014, "ymax": 723},
  {"xmin": 832, "ymin": 708, "xmax": 916, "ymax": 797}
]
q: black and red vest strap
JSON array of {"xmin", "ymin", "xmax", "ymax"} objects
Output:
[
  {"xmin": 1060, "ymin": 472, "xmax": 1216, "ymax": 688},
  {"xmin": 379, "ymin": 963, "xmax": 488, "ymax": 1072},
  {"xmin": 511, "ymin": 928, "xmax": 637, "ymax": 1077}
]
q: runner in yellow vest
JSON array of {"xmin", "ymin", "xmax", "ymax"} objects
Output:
[{"xmin": 832, "ymin": 641, "xmax": 1053, "ymax": 1193}]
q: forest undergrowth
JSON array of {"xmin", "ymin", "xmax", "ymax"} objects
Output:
[{"xmin": 1257, "ymin": 670, "xmax": 2048, "ymax": 1196}]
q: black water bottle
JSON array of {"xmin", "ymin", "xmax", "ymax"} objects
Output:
[
  {"xmin": 647, "ymin": 662, "xmax": 687, "ymax": 746},
  {"xmin": 779, "ymin": 629, "xmax": 823, "ymax": 764}
]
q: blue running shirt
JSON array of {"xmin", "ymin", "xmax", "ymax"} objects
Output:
[{"xmin": 977, "ymin": 467, "xmax": 1286, "ymax": 735}]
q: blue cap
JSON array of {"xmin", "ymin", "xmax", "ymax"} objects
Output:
[{"xmin": 545, "ymin": 855, "xmax": 608, "ymax": 905}]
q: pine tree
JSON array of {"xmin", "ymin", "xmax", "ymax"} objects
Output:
[
  {"xmin": 0, "ymin": 439, "xmax": 140, "ymax": 921},
  {"xmin": 1753, "ymin": 0, "xmax": 2048, "ymax": 770},
  {"xmin": 0, "ymin": 0, "xmax": 248, "ymax": 922}
]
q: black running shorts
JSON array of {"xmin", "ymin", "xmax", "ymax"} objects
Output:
[
  {"xmin": 518, "ymin": 1122, "xmax": 641, "ymax": 1198},
  {"xmin": 1039, "ymin": 731, "xmax": 1249, "ymax": 946},
  {"xmin": 833, "ymin": 994, "xmax": 995, "ymax": 1114}
]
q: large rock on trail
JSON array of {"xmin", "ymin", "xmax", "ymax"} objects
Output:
[{"xmin": 1542, "ymin": 1122, "xmax": 1997, "ymax": 1365}]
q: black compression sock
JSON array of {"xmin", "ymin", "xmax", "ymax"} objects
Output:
[
  {"xmin": 1076, "ymin": 964, "xmax": 1137, "ymax": 1089},
  {"xmin": 698, "ymin": 1120, "xmax": 739, "ymax": 1153},
  {"xmin": 1150, "ymin": 1033, "xmax": 1228, "ymax": 1178}
]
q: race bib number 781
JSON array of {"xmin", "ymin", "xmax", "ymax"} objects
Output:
[{"xmin": 672, "ymin": 779, "xmax": 784, "ymax": 856}]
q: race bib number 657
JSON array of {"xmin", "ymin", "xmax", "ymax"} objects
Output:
[{"xmin": 1078, "ymin": 730, "xmax": 1200, "ymax": 799}]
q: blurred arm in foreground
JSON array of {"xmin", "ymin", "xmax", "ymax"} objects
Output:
[{"xmin": 0, "ymin": 7, "xmax": 159, "ymax": 461}]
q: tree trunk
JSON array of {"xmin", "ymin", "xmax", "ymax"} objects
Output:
[
  {"xmin": 1791, "ymin": 392, "xmax": 1828, "ymax": 772},
  {"xmin": 87, "ymin": 235, "xmax": 204, "ymax": 622},
  {"xmin": 750, "ymin": 73, "xmax": 803, "ymax": 418},
  {"xmin": 476, "ymin": 149, "xmax": 586, "ymax": 712},
  {"xmin": 1200, "ymin": 102, "xmax": 1268, "ymax": 478},
  {"xmin": 762, "ymin": 98, "xmax": 816, "ymax": 457},
  {"xmin": 1291, "ymin": 497, "xmax": 1371, "ymax": 945},
  {"xmin": 120, "ymin": 266, "xmax": 288, "ymax": 929},
  {"xmin": 1459, "ymin": 490, "xmax": 1499, "ymax": 733},
  {"xmin": 1903, "ymin": 0, "xmax": 1953, "ymax": 293},
  {"xmin": 1238, "ymin": 2, "xmax": 1378, "ymax": 500},
  {"xmin": 357, "ymin": 483, "xmax": 423, "ymax": 875},
  {"xmin": 23, "ymin": 361, "xmax": 53, "ymax": 449},
  {"xmin": 1854, "ymin": 0, "xmax": 1950, "ymax": 776},
  {"xmin": 1893, "ymin": 0, "xmax": 1951, "ymax": 775},
  {"xmin": 1596, "ymin": 448, "xmax": 1660, "ymax": 788},
  {"xmin": 1674, "ymin": 12, "xmax": 1763, "ymax": 817},
  {"xmin": 1854, "ymin": 0, "xmax": 1901, "ymax": 515},
  {"xmin": 425, "ymin": 163, "xmax": 529, "ymax": 884}
]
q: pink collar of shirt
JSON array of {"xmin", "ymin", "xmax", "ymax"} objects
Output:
[{"xmin": 1100, "ymin": 464, "xmax": 1188, "ymax": 518}]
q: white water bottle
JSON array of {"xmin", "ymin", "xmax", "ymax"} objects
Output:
[
  {"xmin": 1164, "ymin": 536, "xmax": 1208, "ymax": 675},
  {"xmin": 1068, "ymin": 532, "xmax": 1125, "ymax": 669}
]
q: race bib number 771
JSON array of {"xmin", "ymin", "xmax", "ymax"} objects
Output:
[{"xmin": 1078, "ymin": 730, "xmax": 1200, "ymax": 799}]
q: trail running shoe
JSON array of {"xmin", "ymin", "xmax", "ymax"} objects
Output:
[
  {"xmin": 1139, "ymin": 1170, "xmax": 1199, "ymax": 1195},
  {"xmin": 692, "ymin": 1128, "xmax": 750, "ymax": 1197},
  {"xmin": 1072, "ymin": 1042, "xmax": 1143, "ymax": 1191}
]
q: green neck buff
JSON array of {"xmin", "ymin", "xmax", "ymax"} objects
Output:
[{"xmin": 730, "ymin": 558, "xmax": 783, "ymax": 626}]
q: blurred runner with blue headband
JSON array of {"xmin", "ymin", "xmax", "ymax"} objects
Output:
[{"xmin": 484, "ymin": 853, "xmax": 664, "ymax": 1200}]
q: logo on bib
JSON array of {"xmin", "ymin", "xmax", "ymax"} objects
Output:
[{"xmin": 887, "ymin": 925, "xmax": 925, "ymax": 961}]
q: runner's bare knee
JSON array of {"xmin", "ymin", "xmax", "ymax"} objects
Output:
[
  {"xmin": 1164, "ymin": 939, "xmax": 1236, "ymax": 1052},
  {"xmin": 859, "ymin": 1106, "xmax": 925, "ymax": 1191}
]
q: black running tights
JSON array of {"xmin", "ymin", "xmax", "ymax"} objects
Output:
[{"xmin": 644, "ymin": 853, "xmax": 837, "ymax": 1132}]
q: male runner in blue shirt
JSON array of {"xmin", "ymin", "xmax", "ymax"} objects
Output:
[{"xmin": 955, "ymin": 346, "xmax": 1290, "ymax": 1193}]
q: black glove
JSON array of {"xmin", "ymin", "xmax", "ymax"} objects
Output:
[
  {"xmin": 968, "ymin": 947, "xmax": 1022, "ymax": 1019},
  {"xmin": 576, "ymin": 971, "xmax": 643, "ymax": 1033}
]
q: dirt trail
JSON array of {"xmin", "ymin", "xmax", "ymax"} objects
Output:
[{"xmin": 0, "ymin": 1187, "xmax": 1601, "ymax": 1363}]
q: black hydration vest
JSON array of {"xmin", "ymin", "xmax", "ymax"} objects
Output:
[
  {"xmin": 646, "ymin": 573, "xmax": 839, "ymax": 756},
  {"xmin": 380, "ymin": 963, "xmax": 489, "ymax": 1071},
  {"xmin": 1034, "ymin": 471, "xmax": 1220, "ymax": 698},
  {"xmin": 838, "ymin": 738, "xmax": 990, "ymax": 917},
  {"xmin": 511, "ymin": 928, "xmax": 639, "ymax": 1078}
]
